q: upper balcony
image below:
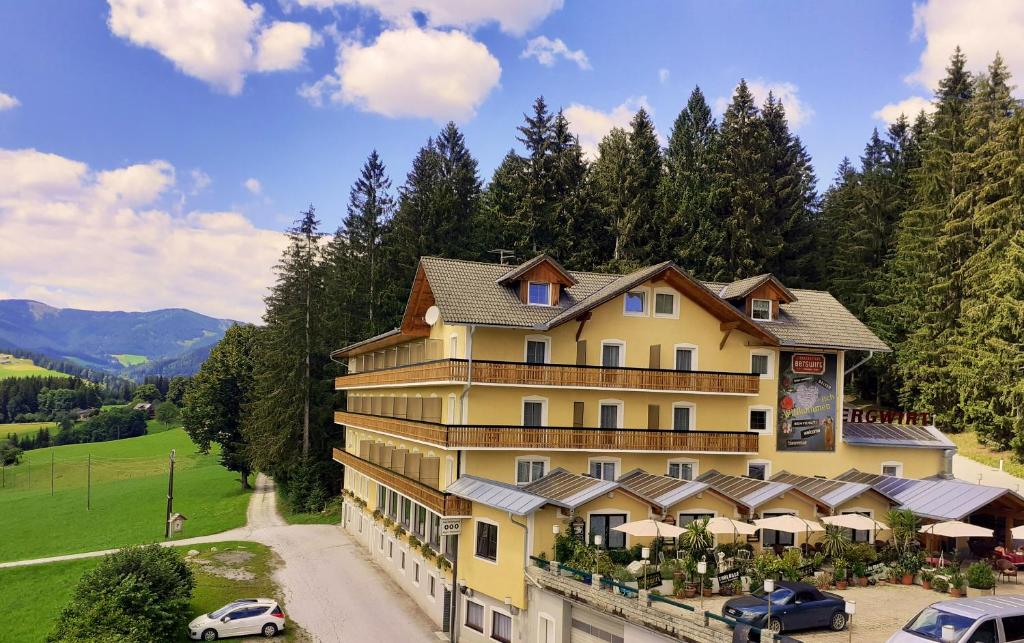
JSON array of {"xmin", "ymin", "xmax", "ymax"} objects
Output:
[
  {"xmin": 332, "ymin": 447, "xmax": 471, "ymax": 516},
  {"xmin": 335, "ymin": 410, "xmax": 760, "ymax": 454},
  {"xmin": 336, "ymin": 357, "xmax": 760, "ymax": 396}
]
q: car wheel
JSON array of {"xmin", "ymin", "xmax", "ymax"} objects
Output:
[
  {"xmin": 768, "ymin": 617, "xmax": 783, "ymax": 634},
  {"xmin": 201, "ymin": 629, "xmax": 218, "ymax": 641},
  {"xmin": 262, "ymin": 624, "xmax": 278, "ymax": 638},
  {"xmin": 830, "ymin": 611, "xmax": 847, "ymax": 631}
]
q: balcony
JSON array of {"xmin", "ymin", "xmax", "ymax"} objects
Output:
[
  {"xmin": 332, "ymin": 448, "xmax": 471, "ymax": 516},
  {"xmin": 335, "ymin": 411, "xmax": 760, "ymax": 454},
  {"xmin": 336, "ymin": 359, "xmax": 760, "ymax": 395}
]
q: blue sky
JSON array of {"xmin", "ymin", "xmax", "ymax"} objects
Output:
[{"xmin": 0, "ymin": 0, "xmax": 1020, "ymax": 321}]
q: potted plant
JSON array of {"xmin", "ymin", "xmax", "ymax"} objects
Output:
[
  {"xmin": 949, "ymin": 571, "xmax": 966, "ymax": 598},
  {"xmin": 833, "ymin": 558, "xmax": 849, "ymax": 590},
  {"xmin": 920, "ymin": 569, "xmax": 934, "ymax": 591},
  {"xmin": 732, "ymin": 580, "xmax": 743, "ymax": 596},
  {"xmin": 966, "ymin": 562, "xmax": 996, "ymax": 597},
  {"xmin": 702, "ymin": 576, "xmax": 713, "ymax": 597},
  {"xmin": 852, "ymin": 561, "xmax": 868, "ymax": 587},
  {"xmin": 931, "ymin": 576, "xmax": 948, "ymax": 593}
]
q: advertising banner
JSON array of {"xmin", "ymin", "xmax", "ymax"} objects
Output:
[{"xmin": 777, "ymin": 351, "xmax": 837, "ymax": 451}]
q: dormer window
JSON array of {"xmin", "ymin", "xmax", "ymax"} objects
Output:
[
  {"xmin": 751, "ymin": 298, "xmax": 772, "ymax": 321},
  {"xmin": 527, "ymin": 282, "xmax": 550, "ymax": 306}
]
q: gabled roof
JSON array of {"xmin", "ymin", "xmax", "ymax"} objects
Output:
[
  {"xmin": 523, "ymin": 468, "xmax": 619, "ymax": 509},
  {"xmin": 718, "ymin": 274, "xmax": 797, "ymax": 303},
  {"xmin": 617, "ymin": 469, "xmax": 713, "ymax": 509},
  {"xmin": 771, "ymin": 470, "xmax": 886, "ymax": 510},
  {"xmin": 835, "ymin": 469, "xmax": 1024, "ymax": 521},
  {"xmin": 843, "ymin": 423, "xmax": 955, "ymax": 450},
  {"xmin": 445, "ymin": 475, "xmax": 548, "ymax": 515},
  {"xmin": 496, "ymin": 254, "xmax": 576, "ymax": 287},
  {"xmin": 695, "ymin": 470, "xmax": 797, "ymax": 512}
]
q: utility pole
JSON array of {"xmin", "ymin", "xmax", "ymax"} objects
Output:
[
  {"xmin": 164, "ymin": 449, "xmax": 176, "ymax": 538},
  {"xmin": 50, "ymin": 451, "xmax": 54, "ymax": 496},
  {"xmin": 86, "ymin": 454, "xmax": 91, "ymax": 510}
]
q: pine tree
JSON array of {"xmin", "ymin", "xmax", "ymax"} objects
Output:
[
  {"xmin": 617, "ymin": 108, "xmax": 664, "ymax": 265},
  {"xmin": 550, "ymin": 111, "xmax": 607, "ymax": 269},
  {"xmin": 591, "ymin": 127, "xmax": 631, "ymax": 266},
  {"xmin": 516, "ymin": 96, "xmax": 558, "ymax": 254}
]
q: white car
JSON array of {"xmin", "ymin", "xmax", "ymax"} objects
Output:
[
  {"xmin": 887, "ymin": 595, "xmax": 1024, "ymax": 643},
  {"xmin": 188, "ymin": 598, "xmax": 286, "ymax": 640}
]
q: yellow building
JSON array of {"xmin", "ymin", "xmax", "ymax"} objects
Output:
[{"xmin": 332, "ymin": 255, "xmax": 955, "ymax": 643}]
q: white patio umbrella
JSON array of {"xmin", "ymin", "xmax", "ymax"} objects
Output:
[
  {"xmin": 753, "ymin": 515, "xmax": 824, "ymax": 547},
  {"xmin": 612, "ymin": 518, "xmax": 687, "ymax": 539},
  {"xmin": 1011, "ymin": 525, "xmax": 1024, "ymax": 540},
  {"xmin": 919, "ymin": 521, "xmax": 994, "ymax": 539},
  {"xmin": 821, "ymin": 514, "xmax": 890, "ymax": 543},
  {"xmin": 704, "ymin": 516, "xmax": 759, "ymax": 542}
]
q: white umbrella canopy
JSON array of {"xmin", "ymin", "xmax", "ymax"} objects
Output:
[
  {"xmin": 612, "ymin": 519, "xmax": 687, "ymax": 539},
  {"xmin": 821, "ymin": 514, "xmax": 889, "ymax": 533},
  {"xmin": 919, "ymin": 521, "xmax": 993, "ymax": 538},
  {"xmin": 1012, "ymin": 525, "xmax": 1024, "ymax": 540},
  {"xmin": 753, "ymin": 515, "xmax": 824, "ymax": 535},
  {"xmin": 705, "ymin": 516, "xmax": 759, "ymax": 536}
]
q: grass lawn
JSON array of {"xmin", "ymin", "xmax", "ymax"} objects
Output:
[
  {"xmin": 0, "ymin": 355, "xmax": 68, "ymax": 379},
  {"xmin": 112, "ymin": 353, "xmax": 148, "ymax": 367},
  {"xmin": 276, "ymin": 493, "xmax": 342, "ymax": 525},
  {"xmin": 147, "ymin": 417, "xmax": 184, "ymax": 434},
  {"xmin": 0, "ymin": 541, "xmax": 308, "ymax": 642},
  {"xmin": 1, "ymin": 420, "xmax": 59, "ymax": 438},
  {"xmin": 946, "ymin": 431, "xmax": 1024, "ymax": 479},
  {"xmin": 0, "ymin": 429, "xmax": 250, "ymax": 563}
]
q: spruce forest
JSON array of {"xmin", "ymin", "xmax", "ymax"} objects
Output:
[{"xmin": 230, "ymin": 48, "xmax": 1024, "ymax": 508}]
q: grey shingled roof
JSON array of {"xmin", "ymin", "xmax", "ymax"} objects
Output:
[
  {"xmin": 835, "ymin": 470, "xmax": 1024, "ymax": 521},
  {"xmin": 496, "ymin": 254, "xmax": 576, "ymax": 286},
  {"xmin": 843, "ymin": 423, "xmax": 955, "ymax": 450},
  {"xmin": 523, "ymin": 468, "xmax": 619, "ymax": 509},
  {"xmin": 617, "ymin": 469, "xmax": 711, "ymax": 509},
  {"xmin": 445, "ymin": 475, "xmax": 548, "ymax": 515},
  {"xmin": 771, "ymin": 471, "xmax": 877, "ymax": 510},
  {"xmin": 718, "ymin": 274, "xmax": 796, "ymax": 302},
  {"xmin": 696, "ymin": 470, "xmax": 794, "ymax": 511}
]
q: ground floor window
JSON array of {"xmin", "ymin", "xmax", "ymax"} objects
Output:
[
  {"xmin": 762, "ymin": 512, "xmax": 795, "ymax": 547},
  {"xmin": 589, "ymin": 459, "xmax": 618, "ymax": 481},
  {"xmin": 842, "ymin": 511, "xmax": 871, "ymax": 543},
  {"xmin": 667, "ymin": 461, "xmax": 695, "ymax": 480},
  {"xmin": 678, "ymin": 513, "xmax": 714, "ymax": 528},
  {"xmin": 491, "ymin": 611, "xmax": 512, "ymax": 643},
  {"xmin": 516, "ymin": 458, "xmax": 547, "ymax": 485},
  {"xmin": 429, "ymin": 575, "xmax": 436, "ymax": 597},
  {"xmin": 590, "ymin": 513, "xmax": 627, "ymax": 549},
  {"xmin": 466, "ymin": 601, "xmax": 484, "ymax": 632}
]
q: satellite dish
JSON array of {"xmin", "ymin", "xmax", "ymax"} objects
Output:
[{"xmin": 424, "ymin": 306, "xmax": 440, "ymax": 326}]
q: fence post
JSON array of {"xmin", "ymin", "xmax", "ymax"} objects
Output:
[
  {"xmin": 87, "ymin": 454, "xmax": 91, "ymax": 510},
  {"xmin": 51, "ymin": 451, "xmax": 54, "ymax": 496}
]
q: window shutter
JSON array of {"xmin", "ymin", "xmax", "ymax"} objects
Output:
[
  {"xmin": 573, "ymin": 401, "xmax": 585, "ymax": 427},
  {"xmin": 649, "ymin": 344, "xmax": 661, "ymax": 369},
  {"xmin": 647, "ymin": 404, "xmax": 660, "ymax": 429},
  {"xmin": 576, "ymin": 340, "xmax": 587, "ymax": 365}
]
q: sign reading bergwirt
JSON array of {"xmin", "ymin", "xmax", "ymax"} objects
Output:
[{"xmin": 777, "ymin": 351, "xmax": 837, "ymax": 452}]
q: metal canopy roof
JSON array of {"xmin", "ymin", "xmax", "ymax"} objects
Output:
[
  {"xmin": 771, "ymin": 471, "xmax": 874, "ymax": 510},
  {"xmin": 696, "ymin": 470, "xmax": 794, "ymax": 511},
  {"xmin": 445, "ymin": 475, "xmax": 548, "ymax": 515},
  {"xmin": 843, "ymin": 423, "xmax": 955, "ymax": 450},
  {"xmin": 835, "ymin": 469, "xmax": 1024, "ymax": 521},
  {"xmin": 617, "ymin": 469, "xmax": 710, "ymax": 509},
  {"xmin": 523, "ymin": 468, "xmax": 619, "ymax": 509}
]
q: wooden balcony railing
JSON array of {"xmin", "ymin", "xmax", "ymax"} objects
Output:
[
  {"xmin": 335, "ymin": 411, "xmax": 760, "ymax": 453},
  {"xmin": 332, "ymin": 448, "xmax": 471, "ymax": 516},
  {"xmin": 336, "ymin": 359, "xmax": 760, "ymax": 395}
]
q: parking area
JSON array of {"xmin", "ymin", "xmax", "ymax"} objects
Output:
[{"xmin": 698, "ymin": 581, "xmax": 1024, "ymax": 642}]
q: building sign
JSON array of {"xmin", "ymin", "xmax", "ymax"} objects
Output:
[
  {"xmin": 842, "ymin": 408, "xmax": 933, "ymax": 426},
  {"xmin": 439, "ymin": 518, "xmax": 462, "ymax": 536},
  {"xmin": 717, "ymin": 568, "xmax": 741, "ymax": 585},
  {"xmin": 636, "ymin": 569, "xmax": 663, "ymax": 590},
  {"xmin": 570, "ymin": 516, "xmax": 586, "ymax": 542},
  {"xmin": 777, "ymin": 351, "xmax": 838, "ymax": 452}
]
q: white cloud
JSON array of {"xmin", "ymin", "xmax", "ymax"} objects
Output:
[
  {"xmin": 300, "ymin": 28, "xmax": 501, "ymax": 121},
  {"xmin": 107, "ymin": 0, "xmax": 319, "ymax": 94},
  {"xmin": 714, "ymin": 79, "xmax": 814, "ymax": 128},
  {"xmin": 873, "ymin": 95, "xmax": 937, "ymax": 124},
  {"xmin": 292, "ymin": 0, "xmax": 563, "ymax": 36},
  {"xmin": 189, "ymin": 169, "xmax": 212, "ymax": 195},
  {"xmin": 658, "ymin": 68, "xmax": 670, "ymax": 84},
  {"xmin": 563, "ymin": 96, "xmax": 651, "ymax": 159},
  {"xmin": 244, "ymin": 177, "xmax": 263, "ymax": 195},
  {"xmin": 907, "ymin": 0, "xmax": 1024, "ymax": 92},
  {"xmin": 0, "ymin": 92, "xmax": 19, "ymax": 111},
  {"xmin": 0, "ymin": 148, "xmax": 286, "ymax": 322},
  {"xmin": 520, "ymin": 36, "xmax": 590, "ymax": 70}
]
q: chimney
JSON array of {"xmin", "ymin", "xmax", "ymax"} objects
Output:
[{"xmin": 941, "ymin": 449, "xmax": 955, "ymax": 479}]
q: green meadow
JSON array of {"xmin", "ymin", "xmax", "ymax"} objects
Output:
[
  {"xmin": 2, "ymin": 420, "xmax": 59, "ymax": 438},
  {"xmin": 112, "ymin": 353, "xmax": 148, "ymax": 367},
  {"xmin": 0, "ymin": 355, "xmax": 68, "ymax": 379}
]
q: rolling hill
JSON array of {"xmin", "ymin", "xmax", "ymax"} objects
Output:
[{"xmin": 0, "ymin": 300, "xmax": 239, "ymax": 379}]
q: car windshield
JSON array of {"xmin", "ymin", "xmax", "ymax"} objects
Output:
[
  {"xmin": 904, "ymin": 607, "xmax": 976, "ymax": 641},
  {"xmin": 208, "ymin": 601, "xmax": 251, "ymax": 619},
  {"xmin": 751, "ymin": 587, "xmax": 793, "ymax": 605}
]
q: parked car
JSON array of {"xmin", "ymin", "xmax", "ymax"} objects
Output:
[
  {"xmin": 188, "ymin": 598, "xmax": 285, "ymax": 640},
  {"xmin": 887, "ymin": 595, "xmax": 1024, "ymax": 643},
  {"xmin": 723, "ymin": 580, "xmax": 847, "ymax": 635}
]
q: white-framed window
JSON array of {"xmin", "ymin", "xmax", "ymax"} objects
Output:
[
  {"xmin": 515, "ymin": 456, "xmax": 549, "ymax": 485},
  {"xmin": 751, "ymin": 298, "xmax": 773, "ymax": 321},
  {"xmin": 678, "ymin": 511, "xmax": 715, "ymax": 528},
  {"xmin": 527, "ymin": 281, "xmax": 551, "ymax": 306},
  {"xmin": 491, "ymin": 609, "xmax": 513, "ymax": 643},
  {"xmin": 388, "ymin": 540, "xmax": 394, "ymax": 558},
  {"xmin": 623, "ymin": 288, "xmax": 649, "ymax": 316},
  {"xmin": 762, "ymin": 510, "xmax": 795, "ymax": 546},
  {"xmin": 413, "ymin": 561, "xmax": 420, "ymax": 585},
  {"xmin": 428, "ymin": 575, "xmax": 436, "ymax": 598},
  {"xmin": 589, "ymin": 511, "xmax": 628, "ymax": 548},
  {"xmin": 400, "ymin": 549, "xmax": 406, "ymax": 570},
  {"xmin": 674, "ymin": 343, "xmax": 698, "ymax": 371},
  {"xmin": 538, "ymin": 614, "xmax": 556, "ymax": 643},
  {"xmin": 749, "ymin": 406, "xmax": 773, "ymax": 433},
  {"xmin": 667, "ymin": 458, "xmax": 698, "ymax": 481},
  {"xmin": 588, "ymin": 457, "xmax": 620, "ymax": 481},
  {"xmin": 522, "ymin": 396, "xmax": 548, "ymax": 427},
  {"xmin": 842, "ymin": 509, "xmax": 874, "ymax": 543},
  {"xmin": 474, "ymin": 519, "xmax": 499, "ymax": 563},
  {"xmin": 598, "ymin": 399, "xmax": 623, "ymax": 429},
  {"xmin": 750, "ymin": 349, "xmax": 774, "ymax": 380},
  {"xmin": 465, "ymin": 600, "xmax": 485, "ymax": 632},
  {"xmin": 449, "ymin": 334, "xmax": 458, "ymax": 358},
  {"xmin": 746, "ymin": 459, "xmax": 771, "ymax": 480},
  {"xmin": 524, "ymin": 334, "xmax": 551, "ymax": 364},
  {"xmin": 881, "ymin": 461, "xmax": 904, "ymax": 478},
  {"xmin": 600, "ymin": 340, "xmax": 625, "ymax": 367},
  {"xmin": 448, "ymin": 393, "xmax": 457, "ymax": 424},
  {"xmin": 653, "ymin": 287, "xmax": 679, "ymax": 318},
  {"xmin": 672, "ymin": 402, "xmax": 695, "ymax": 431}
]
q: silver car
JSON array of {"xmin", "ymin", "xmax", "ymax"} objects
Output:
[
  {"xmin": 887, "ymin": 596, "xmax": 1024, "ymax": 643},
  {"xmin": 188, "ymin": 598, "xmax": 286, "ymax": 640}
]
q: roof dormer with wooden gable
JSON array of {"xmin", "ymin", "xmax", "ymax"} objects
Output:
[
  {"xmin": 718, "ymin": 274, "xmax": 797, "ymax": 322},
  {"xmin": 496, "ymin": 254, "xmax": 577, "ymax": 307}
]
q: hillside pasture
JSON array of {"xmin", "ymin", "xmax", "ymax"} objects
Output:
[
  {"xmin": 0, "ymin": 354, "xmax": 68, "ymax": 379},
  {"xmin": 2, "ymin": 420, "xmax": 59, "ymax": 438},
  {"xmin": 0, "ymin": 428, "xmax": 250, "ymax": 562},
  {"xmin": 112, "ymin": 353, "xmax": 148, "ymax": 367}
]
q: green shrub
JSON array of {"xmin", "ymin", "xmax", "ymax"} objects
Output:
[
  {"xmin": 931, "ymin": 576, "xmax": 949, "ymax": 592},
  {"xmin": 48, "ymin": 545, "xmax": 194, "ymax": 642},
  {"xmin": 966, "ymin": 562, "xmax": 996, "ymax": 590}
]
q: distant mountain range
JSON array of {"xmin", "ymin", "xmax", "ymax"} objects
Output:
[{"xmin": 0, "ymin": 300, "xmax": 239, "ymax": 379}]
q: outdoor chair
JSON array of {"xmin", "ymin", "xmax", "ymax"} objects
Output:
[{"xmin": 996, "ymin": 558, "xmax": 1018, "ymax": 583}]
